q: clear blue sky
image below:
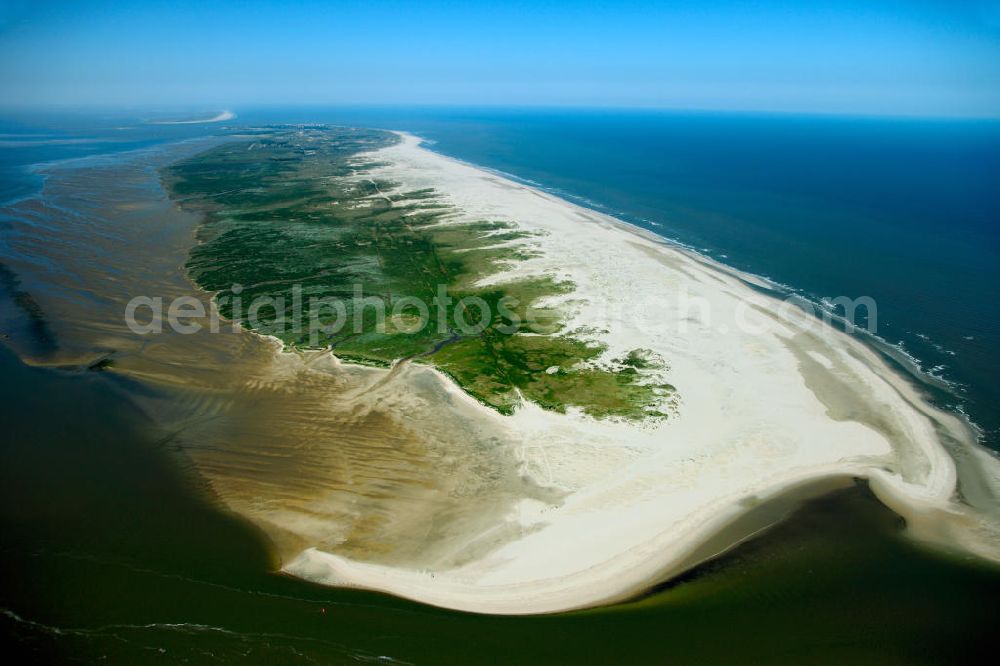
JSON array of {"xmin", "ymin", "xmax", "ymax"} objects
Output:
[{"xmin": 1, "ymin": 0, "xmax": 999, "ymax": 117}]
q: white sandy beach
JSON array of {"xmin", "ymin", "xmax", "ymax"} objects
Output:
[{"xmin": 265, "ymin": 133, "xmax": 1000, "ymax": 614}]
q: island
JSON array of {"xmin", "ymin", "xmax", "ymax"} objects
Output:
[{"xmin": 159, "ymin": 127, "xmax": 994, "ymax": 614}]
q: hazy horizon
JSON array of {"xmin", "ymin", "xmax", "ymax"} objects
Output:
[
  {"xmin": 4, "ymin": 102, "xmax": 1000, "ymax": 123},
  {"xmin": 2, "ymin": 0, "xmax": 999, "ymax": 118}
]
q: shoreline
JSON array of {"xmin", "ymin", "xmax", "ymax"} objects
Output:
[
  {"xmin": 285, "ymin": 132, "xmax": 1000, "ymax": 614},
  {"xmin": 421, "ymin": 133, "xmax": 972, "ymax": 405}
]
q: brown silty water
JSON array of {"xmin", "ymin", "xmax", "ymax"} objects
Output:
[{"xmin": 0, "ymin": 139, "xmax": 557, "ymax": 570}]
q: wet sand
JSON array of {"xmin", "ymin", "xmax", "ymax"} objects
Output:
[{"xmin": 0, "ymin": 140, "xmax": 547, "ymax": 571}]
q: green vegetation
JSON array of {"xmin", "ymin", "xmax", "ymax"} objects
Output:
[{"xmin": 165, "ymin": 127, "xmax": 675, "ymax": 420}]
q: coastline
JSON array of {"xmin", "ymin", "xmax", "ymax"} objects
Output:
[
  {"xmin": 4, "ymin": 126, "xmax": 995, "ymax": 617},
  {"xmin": 284, "ymin": 132, "xmax": 1000, "ymax": 614},
  {"xmin": 2, "ymin": 115, "xmax": 999, "ymax": 660}
]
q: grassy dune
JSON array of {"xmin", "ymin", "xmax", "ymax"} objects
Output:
[{"xmin": 165, "ymin": 127, "xmax": 675, "ymax": 419}]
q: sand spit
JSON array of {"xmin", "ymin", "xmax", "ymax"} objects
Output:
[
  {"xmin": 3, "ymin": 131, "xmax": 996, "ymax": 617},
  {"xmin": 150, "ymin": 111, "xmax": 236, "ymax": 125},
  {"xmin": 283, "ymin": 133, "xmax": 1000, "ymax": 614}
]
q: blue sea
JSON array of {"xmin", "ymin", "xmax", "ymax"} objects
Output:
[{"xmin": 2, "ymin": 106, "xmax": 999, "ymax": 447}]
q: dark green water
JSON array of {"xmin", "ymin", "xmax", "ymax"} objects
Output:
[{"xmin": 2, "ymin": 344, "xmax": 998, "ymax": 664}]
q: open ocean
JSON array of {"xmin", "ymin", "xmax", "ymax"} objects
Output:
[{"xmin": 1, "ymin": 107, "xmax": 998, "ymax": 662}]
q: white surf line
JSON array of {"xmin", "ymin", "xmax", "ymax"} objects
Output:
[{"xmin": 284, "ymin": 132, "xmax": 1000, "ymax": 615}]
